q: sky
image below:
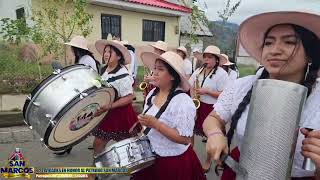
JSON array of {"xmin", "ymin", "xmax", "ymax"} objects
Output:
[{"xmin": 197, "ymin": 0, "xmax": 320, "ymax": 24}]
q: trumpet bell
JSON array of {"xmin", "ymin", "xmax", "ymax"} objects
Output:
[{"xmin": 193, "ymin": 99, "xmax": 200, "ymax": 109}]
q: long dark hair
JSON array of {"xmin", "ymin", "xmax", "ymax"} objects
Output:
[
  {"xmin": 226, "ymin": 23, "xmax": 320, "ymax": 157},
  {"xmin": 72, "ymin": 46, "xmax": 100, "ymax": 71}
]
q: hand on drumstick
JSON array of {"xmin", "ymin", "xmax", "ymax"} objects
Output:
[
  {"xmin": 94, "ymin": 104, "xmax": 111, "ymax": 117},
  {"xmin": 138, "ymin": 114, "xmax": 159, "ymax": 129}
]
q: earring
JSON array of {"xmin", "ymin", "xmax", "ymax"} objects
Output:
[{"xmin": 304, "ymin": 62, "xmax": 312, "ymax": 81}]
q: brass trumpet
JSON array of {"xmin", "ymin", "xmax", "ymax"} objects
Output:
[
  {"xmin": 139, "ymin": 66, "xmax": 150, "ymax": 90},
  {"xmin": 193, "ymin": 74, "xmax": 201, "ymax": 109}
]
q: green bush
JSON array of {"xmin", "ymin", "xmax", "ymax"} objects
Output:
[{"xmin": 0, "ymin": 43, "xmax": 52, "ymax": 94}]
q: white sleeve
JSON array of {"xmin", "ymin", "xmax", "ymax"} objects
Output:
[
  {"xmin": 168, "ymin": 94, "xmax": 196, "ymax": 137},
  {"xmin": 214, "ymin": 82, "xmax": 236, "ymax": 123},
  {"xmin": 184, "ymin": 59, "xmax": 192, "ymax": 75},
  {"xmin": 79, "ymin": 56, "xmax": 97, "ymax": 71},
  {"xmin": 302, "ymin": 81, "xmax": 320, "ymax": 129},
  {"xmin": 115, "ymin": 75, "xmax": 134, "ymax": 97},
  {"xmin": 216, "ymin": 69, "xmax": 230, "ymax": 92}
]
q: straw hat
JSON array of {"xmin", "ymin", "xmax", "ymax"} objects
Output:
[
  {"xmin": 220, "ymin": 54, "xmax": 234, "ymax": 66},
  {"xmin": 150, "ymin": 41, "xmax": 168, "ymax": 52},
  {"xmin": 95, "ymin": 39, "xmax": 131, "ymax": 65},
  {"xmin": 203, "ymin": 45, "xmax": 226, "ymax": 62},
  {"xmin": 64, "ymin": 36, "xmax": 89, "ymax": 51},
  {"xmin": 121, "ymin": 40, "xmax": 129, "ymax": 45},
  {"xmin": 239, "ymin": 11, "xmax": 320, "ymax": 63},
  {"xmin": 177, "ymin": 46, "xmax": 188, "ymax": 56},
  {"xmin": 141, "ymin": 51, "xmax": 190, "ymax": 91}
]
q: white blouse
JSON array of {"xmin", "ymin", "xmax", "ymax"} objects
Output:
[
  {"xmin": 189, "ymin": 67, "xmax": 230, "ymax": 104},
  {"xmin": 183, "ymin": 58, "xmax": 193, "ymax": 76},
  {"xmin": 144, "ymin": 88, "xmax": 196, "ymax": 157},
  {"xmin": 101, "ymin": 66, "xmax": 134, "ymax": 98},
  {"xmin": 78, "ymin": 55, "xmax": 97, "ymax": 71},
  {"xmin": 214, "ymin": 71, "xmax": 320, "ymax": 177},
  {"xmin": 228, "ymin": 69, "xmax": 238, "ymax": 81}
]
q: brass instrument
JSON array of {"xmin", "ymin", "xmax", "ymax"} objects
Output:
[
  {"xmin": 139, "ymin": 66, "xmax": 150, "ymax": 90},
  {"xmin": 193, "ymin": 74, "xmax": 201, "ymax": 109}
]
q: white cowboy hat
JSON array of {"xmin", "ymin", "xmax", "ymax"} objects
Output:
[
  {"xmin": 149, "ymin": 41, "xmax": 168, "ymax": 52},
  {"xmin": 220, "ymin": 54, "xmax": 234, "ymax": 66},
  {"xmin": 239, "ymin": 11, "xmax": 320, "ymax": 63},
  {"xmin": 177, "ymin": 46, "xmax": 188, "ymax": 57},
  {"xmin": 95, "ymin": 40, "xmax": 131, "ymax": 65},
  {"xmin": 203, "ymin": 45, "xmax": 226, "ymax": 63},
  {"xmin": 121, "ymin": 40, "xmax": 129, "ymax": 45},
  {"xmin": 140, "ymin": 51, "xmax": 190, "ymax": 91},
  {"xmin": 192, "ymin": 47, "xmax": 202, "ymax": 53},
  {"xmin": 64, "ymin": 36, "xmax": 89, "ymax": 51}
]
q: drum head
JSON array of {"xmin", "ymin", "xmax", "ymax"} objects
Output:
[{"xmin": 45, "ymin": 86, "xmax": 115, "ymax": 150}]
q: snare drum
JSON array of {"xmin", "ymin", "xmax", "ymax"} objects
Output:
[
  {"xmin": 23, "ymin": 65, "xmax": 116, "ymax": 151},
  {"xmin": 94, "ymin": 136, "xmax": 156, "ymax": 174}
]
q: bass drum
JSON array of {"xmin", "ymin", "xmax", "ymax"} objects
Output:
[{"xmin": 23, "ymin": 64, "xmax": 116, "ymax": 151}]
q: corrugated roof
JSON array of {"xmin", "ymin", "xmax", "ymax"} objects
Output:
[{"xmin": 128, "ymin": 0, "xmax": 192, "ymax": 13}]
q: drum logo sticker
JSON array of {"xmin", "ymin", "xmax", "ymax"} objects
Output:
[
  {"xmin": 69, "ymin": 103, "xmax": 99, "ymax": 131},
  {"xmin": 0, "ymin": 148, "xmax": 34, "ymax": 179}
]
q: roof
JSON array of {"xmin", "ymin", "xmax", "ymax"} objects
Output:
[
  {"xmin": 128, "ymin": 0, "xmax": 192, "ymax": 13},
  {"xmin": 180, "ymin": 15, "xmax": 213, "ymax": 36}
]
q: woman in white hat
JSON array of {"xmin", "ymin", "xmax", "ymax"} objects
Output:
[
  {"xmin": 132, "ymin": 51, "xmax": 206, "ymax": 180},
  {"xmin": 92, "ymin": 40, "xmax": 141, "ymax": 157},
  {"xmin": 189, "ymin": 45, "xmax": 230, "ymax": 172},
  {"xmin": 219, "ymin": 54, "xmax": 238, "ymax": 81},
  {"xmin": 203, "ymin": 11, "xmax": 320, "ymax": 179},
  {"xmin": 64, "ymin": 35, "xmax": 100, "ymax": 72},
  {"xmin": 177, "ymin": 46, "xmax": 193, "ymax": 78},
  {"xmin": 142, "ymin": 41, "xmax": 169, "ymax": 98}
]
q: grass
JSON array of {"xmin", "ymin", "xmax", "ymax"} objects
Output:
[
  {"xmin": 0, "ymin": 43, "xmax": 52, "ymax": 94},
  {"xmin": 238, "ymin": 64, "xmax": 257, "ymax": 77}
]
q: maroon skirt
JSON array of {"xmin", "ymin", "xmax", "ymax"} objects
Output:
[
  {"xmin": 92, "ymin": 103, "xmax": 141, "ymax": 142},
  {"xmin": 131, "ymin": 145, "xmax": 206, "ymax": 180},
  {"xmin": 194, "ymin": 101, "xmax": 214, "ymax": 136}
]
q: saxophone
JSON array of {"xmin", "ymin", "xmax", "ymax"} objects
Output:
[
  {"xmin": 139, "ymin": 66, "xmax": 150, "ymax": 90},
  {"xmin": 193, "ymin": 74, "xmax": 201, "ymax": 109}
]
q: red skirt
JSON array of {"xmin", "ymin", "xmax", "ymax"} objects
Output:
[
  {"xmin": 194, "ymin": 101, "xmax": 214, "ymax": 136},
  {"xmin": 221, "ymin": 147, "xmax": 240, "ymax": 180},
  {"xmin": 92, "ymin": 103, "xmax": 141, "ymax": 142},
  {"xmin": 131, "ymin": 145, "xmax": 206, "ymax": 180}
]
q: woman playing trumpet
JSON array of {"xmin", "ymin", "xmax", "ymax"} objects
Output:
[{"xmin": 189, "ymin": 45, "xmax": 230, "ymax": 172}]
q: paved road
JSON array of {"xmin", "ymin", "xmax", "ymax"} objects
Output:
[{"xmin": 0, "ymin": 126, "xmax": 220, "ymax": 180}]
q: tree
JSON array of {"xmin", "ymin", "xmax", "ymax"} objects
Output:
[
  {"xmin": 217, "ymin": 0, "xmax": 241, "ymax": 60},
  {"xmin": 31, "ymin": 0, "xmax": 93, "ymax": 66},
  {"xmin": 218, "ymin": 0, "xmax": 241, "ymax": 23}
]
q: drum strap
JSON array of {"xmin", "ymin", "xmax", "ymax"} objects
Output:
[
  {"xmin": 142, "ymin": 89, "xmax": 185, "ymax": 135},
  {"xmin": 106, "ymin": 73, "xmax": 130, "ymax": 83}
]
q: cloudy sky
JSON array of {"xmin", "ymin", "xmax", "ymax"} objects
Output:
[{"xmin": 197, "ymin": 0, "xmax": 320, "ymax": 24}]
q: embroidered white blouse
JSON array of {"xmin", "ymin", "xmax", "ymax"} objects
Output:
[
  {"xmin": 144, "ymin": 88, "xmax": 196, "ymax": 157},
  {"xmin": 101, "ymin": 66, "xmax": 134, "ymax": 98},
  {"xmin": 214, "ymin": 71, "xmax": 320, "ymax": 177},
  {"xmin": 189, "ymin": 67, "xmax": 230, "ymax": 104}
]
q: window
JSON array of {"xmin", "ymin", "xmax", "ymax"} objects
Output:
[
  {"xmin": 16, "ymin": 7, "xmax": 26, "ymax": 24},
  {"xmin": 142, "ymin": 20, "xmax": 165, "ymax": 42},
  {"xmin": 101, "ymin": 14, "xmax": 121, "ymax": 39}
]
